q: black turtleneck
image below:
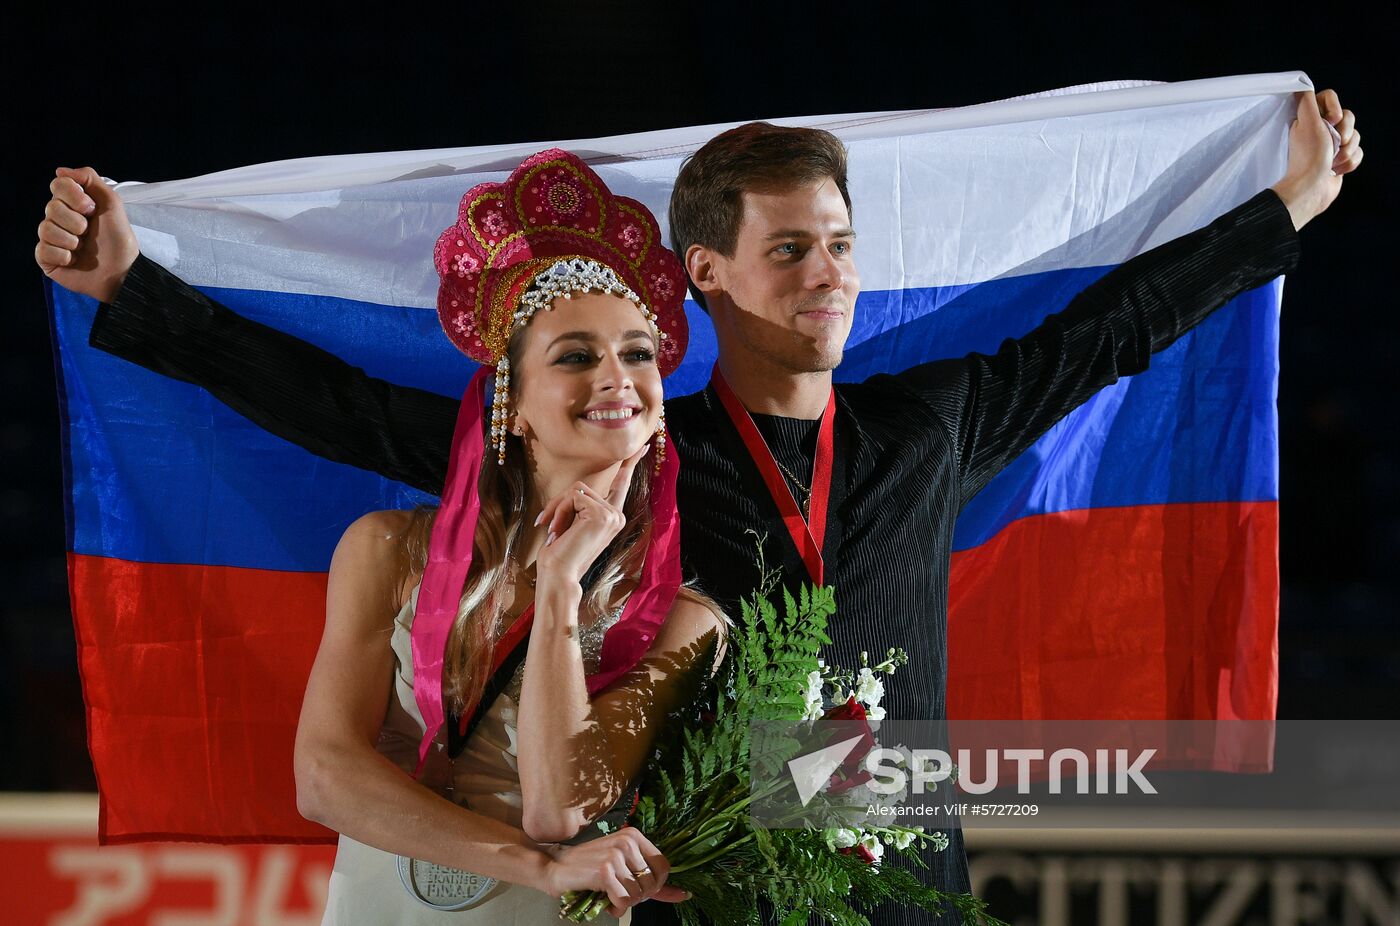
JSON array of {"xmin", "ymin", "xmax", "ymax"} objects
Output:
[{"xmin": 750, "ymin": 412, "xmax": 821, "ymax": 515}]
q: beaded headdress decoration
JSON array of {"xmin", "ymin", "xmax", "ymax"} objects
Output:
[
  {"xmin": 433, "ymin": 148, "xmax": 689, "ymax": 462},
  {"xmin": 412, "ymin": 150, "xmax": 689, "ymax": 772}
]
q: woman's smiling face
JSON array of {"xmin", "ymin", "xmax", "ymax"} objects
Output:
[{"xmin": 509, "ymin": 291, "xmax": 663, "ymax": 474}]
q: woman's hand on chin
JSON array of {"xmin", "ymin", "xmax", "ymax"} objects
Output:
[{"xmin": 534, "ymin": 442, "xmax": 650, "ymax": 588}]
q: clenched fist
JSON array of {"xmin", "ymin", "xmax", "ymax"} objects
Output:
[
  {"xmin": 35, "ymin": 167, "xmax": 140, "ymax": 304},
  {"xmin": 1271, "ymin": 89, "xmax": 1363, "ymax": 231}
]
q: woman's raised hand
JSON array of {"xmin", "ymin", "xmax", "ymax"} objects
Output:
[
  {"xmin": 534, "ymin": 442, "xmax": 650, "ymax": 588},
  {"xmin": 541, "ymin": 826, "xmax": 685, "ymax": 917},
  {"xmin": 35, "ymin": 167, "xmax": 140, "ymax": 303}
]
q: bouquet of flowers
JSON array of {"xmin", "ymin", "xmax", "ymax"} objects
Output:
[{"xmin": 558, "ymin": 559, "xmax": 1004, "ymax": 926}]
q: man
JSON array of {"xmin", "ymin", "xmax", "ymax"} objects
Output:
[{"xmin": 36, "ymin": 89, "xmax": 1360, "ymax": 924}]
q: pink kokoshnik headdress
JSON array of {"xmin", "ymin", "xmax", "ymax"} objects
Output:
[{"xmin": 413, "ymin": 149, "xmax": 691, "ymax": 769}]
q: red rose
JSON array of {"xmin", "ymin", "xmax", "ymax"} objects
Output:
[
  {"xmin": 822, "ymin": 696, "xmax": 866, "ymax": 724},
  {"xmin": 823, "ymin": 697, "xmax": 876, "ymax": 795},
  {"xmin": 838, "ymin": 844, "xmax": 878, "ymax": 865}
]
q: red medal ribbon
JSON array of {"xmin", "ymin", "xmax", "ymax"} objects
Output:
[{"xmin": 710, "ymin": 364, "xmax": 835, "ymax": 586}]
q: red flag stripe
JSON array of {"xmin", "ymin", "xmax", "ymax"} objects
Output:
[
  {"xmin": 68, "ymin": 554, "xmax": 335, "ymax": 844},
  {"xmin": 949, "ymin": 500, "xmax": 1278, "ymax": 738}
]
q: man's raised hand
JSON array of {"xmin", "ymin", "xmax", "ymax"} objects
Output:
[
  {"xmin": 1272, "ymin": 89, "xmax": 1363, "ymax": 231},
  {"xmin": 35, "ymin": 167, "xmax": 140, "ymax": 303}
]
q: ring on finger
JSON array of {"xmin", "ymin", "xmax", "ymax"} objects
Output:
[{"xmin": 631, "ymin": 866, "xmax": 652, "ymax": 878}]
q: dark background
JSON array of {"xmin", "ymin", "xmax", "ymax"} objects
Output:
[{"xmin": 5, "ymin": 5, "xmax": 1394, "ymax": 791}]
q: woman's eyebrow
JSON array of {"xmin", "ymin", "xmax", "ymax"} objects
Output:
[
  {"xmin": 546, "ymin": 329, "xmax": 655, "ymax": 349},
  {"xmin": 546, "ymin": 330, "xmax": 597, "ymax": 349}
]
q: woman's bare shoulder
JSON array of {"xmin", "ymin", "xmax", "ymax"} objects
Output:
[
  {"xmin": 656, "ymin": 587, "xmax": 729, "ymax": 658},
  {"xmin": 335, "ymin": 510, "xmax": 415, "ymax": 565},
  {"xmin": 331, "ymin": 510, "xmax": 424, "ymax": 615},
  {"xmin": 670, "ymin": 587, "xmax": 729, "ymax": 631},
  {"xmin": 345, "ymin": 508, "xmax": 416, "ymax": 537}
]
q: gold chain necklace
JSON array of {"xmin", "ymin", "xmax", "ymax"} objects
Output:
[
  {"xmin": 705, "ymin": 388, "xmax": 814, "ymax": 519},
  {"xmin": 773, "ymin": 459, "xmax": 812, "ymax": 519}
]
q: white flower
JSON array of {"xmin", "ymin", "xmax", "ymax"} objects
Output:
[
  {"xmin": 857, "ymin": 744, "xmax": 911, "ymax": 807},
  {"xmin": 855, "ymin": 667, "xmax": 884, "ymax": 708},
  {"xmin": 845, "ymin": 783, "xmax": 897, "ymax": 825},
  {"xmin": 802, "ymin": 670, "xmax": 825, "ymax": 722},
  {"xmin": 908, "ymin": 750, "xmax": 951, "ymax": 792},
  {"xmin": 858, "ymin": 832, "xmax": 885, "ymax": 863},
  {"xmin": 825, "ymin": 827, "xmax": 859, "ymax": 851},
  {"xmin": 842, "ymin": 782, "xmax": 874, "ymax": 805},
  {"xmin": 894, "ymin": 830, "xmax": 916, "ymax": 851}
]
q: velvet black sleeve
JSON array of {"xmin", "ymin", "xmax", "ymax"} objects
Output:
[
  {"xmin": 88, "ymin": 254, "xmax": 457, "ymax": 495},
  {"xmin": 889, "ymin": 188, "xmax": 1301, "ymax": 508}
]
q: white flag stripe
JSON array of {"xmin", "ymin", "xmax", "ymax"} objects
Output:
[{"xmin": 122, "ymin": 72, "xmax": 1302, "ymax": 310}]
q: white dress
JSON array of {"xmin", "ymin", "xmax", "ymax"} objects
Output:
[{"xmin": 320, "ymin": 585, "xmax": 630, "ymax": 924}]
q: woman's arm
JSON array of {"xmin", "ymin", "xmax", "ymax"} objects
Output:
[
  {"xmin": 295, "ymin": 510, "xmax": 555, "ymax": 882},
  {"xmin": 515, "ymin": 449, "xmax": 729, "ymax": 843},
  {"xmin": 295, "ymin": 510, "xmax": 687, "ymax": 915},
  {"xmin": 516, "ymin": 586, "xmax": 726, "ymax": 844}
]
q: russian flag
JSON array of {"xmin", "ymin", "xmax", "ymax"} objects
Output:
[{"xmin": 48, "ymin": 73, "xmax": 1301, "ymax": 843}]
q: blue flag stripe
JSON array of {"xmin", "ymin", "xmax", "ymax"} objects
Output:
[{"xmin": 52, "ymin": 267, "xmax": 1277, "ymax": 571}]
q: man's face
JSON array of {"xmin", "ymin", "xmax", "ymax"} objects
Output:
[{"xmin": 701, "ymin": 178, "xmax": 859, "ymax": 375}]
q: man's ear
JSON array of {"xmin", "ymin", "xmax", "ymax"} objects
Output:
[{"xmin": 686, "ymin": 244, "xmax": 724, "ymax": 303}]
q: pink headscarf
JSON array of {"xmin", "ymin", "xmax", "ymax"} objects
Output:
[{"xmin": 412, "ymin": 150, "xmax": 690, "ymax": 769}]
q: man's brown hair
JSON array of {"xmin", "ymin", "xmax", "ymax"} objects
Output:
[{"xmin": 669, "ymin": 122, "xmax": 851, "ymax": 311}]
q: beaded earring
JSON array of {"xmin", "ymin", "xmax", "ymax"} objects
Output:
[
  {"xmin": 491, "ymin": 356, "xmax": 512, "ymax": 464},
  {"xmin": 653, "ymin": 404, "xmax": 667, "ymax": 474}
]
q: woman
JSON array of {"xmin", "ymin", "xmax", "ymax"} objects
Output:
[{"xmin": 293, "ymin": 149, "xmax": 725, "ymax": 923}]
